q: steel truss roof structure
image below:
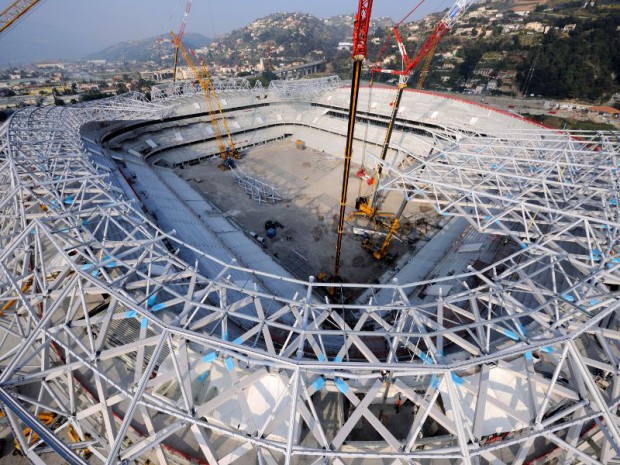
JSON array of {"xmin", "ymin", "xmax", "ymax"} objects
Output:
[
  {"xmin": 0, "ymin": 88, "xmax": 619, "ymax": 465},
  {"xmin": 151, "ymin": 77, "xmax": 263, "ymax": 102}
]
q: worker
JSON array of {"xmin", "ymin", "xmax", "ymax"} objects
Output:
[
  {"xmin": 380, "ymin": 369, "xmax": 388, "ymax": 383},
  {"xmin": 395, "ymin": 393, "xmax": 402, "ymax": 414}
]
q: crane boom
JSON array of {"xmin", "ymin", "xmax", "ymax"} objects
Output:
[
  {"xmin": 333, "ymin": 0, "xmax": 374, "ymax": 280},
  {"xmin": 171, "ymin": 32, "xmax": 235, "ymax": 159},
  {"xmin": 352, "ymin": 0, "xmax": 373, "ymax": 60},
  {"xmin": 172, "ymin": 0, "xmax": 193, "ymax": 83},
  {"xmin": 359, "ymin": 0, "xmax": 473, "ymax": 260},
  {"xmin": 373, "ymin": 0, "xmax": 472, "ymax": 77},
  {"xmin": 0, "ymin": 0, "xmax": 42, "ymax": 35}
]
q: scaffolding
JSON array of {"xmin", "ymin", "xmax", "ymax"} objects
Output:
[
  {"xmin": 0, "ymin": 87, "xmax": 619, "ymax": 465},
  {"xmin": 231, "ymin": 166, "xmax": 283, "ymax": 204}
]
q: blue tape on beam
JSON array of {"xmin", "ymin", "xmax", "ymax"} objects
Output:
[
  {"xmin": 151, "ymin": 302, "xmax": 165, "ymax": 312},
  {"xmin": 233, "ymin": 337, "xmax": 243, "ymax": 345},
  {"xmin": 124, "ymin": 310, "xmax": 137, "ymax": 319},
  {"xmin": 503, "ymin": 329, "xmax": 519, "ymax": 341},
  {"xmin": 419, "ymin": 351, "xmax": 433, "ymax": 364},
  {"xmin": 91, "ymin": 270, "xmax": 99, "ymax": 278},
  {"xmin": 451, "ymin": 373, "xmax": 464, "ymax": 386},
  {"xmin": 202, "ymin": 352, "xmax": 217, "ymax": 363},
  {"xmin": 317, "ymin": 354, "xmax": 326, "ymax": 362},
  {"xmin": 147, "ymin": 294, "xmax": 157, "ymax": 307},
  {"xmin": 524, "ymin": 351, "xmax": 534, "ymax": 361},
  {"xmin": 562, "ymin": 294, "xmax": 575, "ymax": 302},
  {"xmin": 198, "ymin": 371, "xmax": 209, "ymax": 382},
  {"xmin": 63, "ymin": 195, "xmax": 74, "ymax": 205},
  {"xmin": 140, "ymin": 318, "xmax": 148, "ymax": 329},
  {"xmin": 311, "ymin": 376, "xmax": 325, "ymax": 392},
  {"xmin": 430, "ymin": 375, "xmax": 440, "ymax": 390},
  {"xmin": 540, "ymin": 346, "xmax": 553, "ymax": 353},
  {"xmin": 334, "ymin": 356, "xmax": 342, "ymax": 363},
  {"xmin": 520, "ymin": 242, "xmax": 528, "ymax": 249},
  {"xmin": 610, "ymin": 198, "xmax": 618, "ymax": 206},
  {"xmin": 335, "ymin": 378, "xmax": 349, "ymax": 394},
  {"xmin": 589, "ymin": 299, "xmax": 601, "ymax": 306},
  {"xmin": 223, "ymin": 332, "xmax": 229, "ymax": 342},
  {"xmin": 82, "ymin": 263, "xmax": 94, "ymax": 271},
  {"xmin": 517, "ymin": 322, "xmax": 527, "ymax": 336},
  {"xmin": 225, "ymin": 357, "xmax": 235, "ymax": 372},
  {"xmin": 103, "ymin": 256, "xmax": 116, "ymax": 268}
]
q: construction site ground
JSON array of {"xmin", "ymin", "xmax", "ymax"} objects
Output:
[{"xmin": 177, "ymin": 140, "xmax": 440, "ymax": 289}]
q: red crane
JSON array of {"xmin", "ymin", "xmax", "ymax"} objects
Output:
[
  {"xmin": 373, "ymin": 0, "xmax": 472, "ymax": 78},
  {"xmin": 172, "ymin": 0, "xmax": 193, "ymax": 82},
  {"xmin": 360, "ymin": 0, "xmax": 474, "ymax": 216},
  {"xmin": 333, "ymin": 0, "xmax": 374, "ymax": 280},
  {"xmin": 356, "ymin": 0, "xmax": 474, "ymax": 260}
]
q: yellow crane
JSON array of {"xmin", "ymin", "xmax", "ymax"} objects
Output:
[
  {"xmin": 417, "ymin": 42, "xmax": 438, "ymax": 89},
  {"xmin": 171, "ymin": 31, "xmax": 238, "ymax": 162},
  {"xmin": 0, "ymin": 0, "xmax": 42, "ymax": 35}
]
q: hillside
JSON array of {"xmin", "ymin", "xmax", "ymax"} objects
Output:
[
  {"xmin": 363, "ymin": 0, "xmax": 620, "ymax": 102},
  {"xmin": 85, "ymin": 32, "xmax": 212, "ymax": 63},
  {"xmin": 203, "ymin": 12, "xmax": 349, "ymax": 68}
]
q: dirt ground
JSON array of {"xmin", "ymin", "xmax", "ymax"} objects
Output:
[{"xmin": 177, "ymin": 140, "xmax": 438, "ymax": 285}]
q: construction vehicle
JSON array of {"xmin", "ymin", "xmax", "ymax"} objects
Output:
[
  {"xmin": 354, "ymin": 0, "xmax": 474, "ymax": 260},
  {"xmin": 0, "ymin": 0, "xmax": 42, "ymax": 36},
  {"xmin": 12, "ymin": 412, "xmax": 91, "ymax": 458},
  {"xmin": 171, "ymin": 31, "xmax": 240, "ymax": 165},
  {"xmin": 13, "ymin": 412, "xmax": 57, "ymax": 454},
  {"xmin": 362, "ymin": 197, "xmax": 407, "ymax": 260},
  {"xmin": 333, "ymin": 0, "xmax": 373, "ymax": 280}
]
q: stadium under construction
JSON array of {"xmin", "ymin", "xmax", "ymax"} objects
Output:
[{"xmin": 0, "ymin": 74, "xmax": 619, "ymax": 465}]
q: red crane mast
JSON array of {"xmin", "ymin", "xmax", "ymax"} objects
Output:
[
  {"xmin": 172, "ymin": 0, "xmax": 193, "ymax": 83},
  {"xmin": 333, "ymin": 0, "xmax": 374, "ymax": 280}
]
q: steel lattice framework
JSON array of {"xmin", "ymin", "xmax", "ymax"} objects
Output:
[
  {"xmin": 268, "ymin": 76, "xmax": 342, "ymax": 100},
  {"xmin": 0, "ymin": 89, "xmax": 619, "ymax": 465},
  {"xmin": 151, "ymin": 77, "xmax": 262, "ymax": 102}
]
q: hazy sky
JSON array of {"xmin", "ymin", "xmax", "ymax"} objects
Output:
[{"xmin": 18, "ymin": 0, "xmax": 454, "ymax": 47}]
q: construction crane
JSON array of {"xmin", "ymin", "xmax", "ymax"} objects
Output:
[
  {"xmin": 359, "ymin": 0, "xmax": 473, "ymax": 260},
  {"xmin": 0, "ymin": 0, "xmax": 42, "ymax": 35},
  {"xmin": 172, "ymin": 0, "xmax": 192, "ymax": 83},
  {"xmin": 171, "ymin": 32, "xmax": 238, "ymax": 163},
  {"xmin": 417, "ymin": 42, "xmax": 438, "ymax": 89},
  {"xmin": 333, "ymin": 0, "xmax": 373, "ymax": 280}
]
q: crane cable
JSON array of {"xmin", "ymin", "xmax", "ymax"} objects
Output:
[
  {"xmin": 371, "ymin": 0, "xmax": 427, "ymax": 69},
  {"xmin": 357, "ymin": 71, "xmax": 376, "ymax": 199},
  {"xmin": 357, "ymin": 0, "xmax": 427, "ymax": 199}
]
